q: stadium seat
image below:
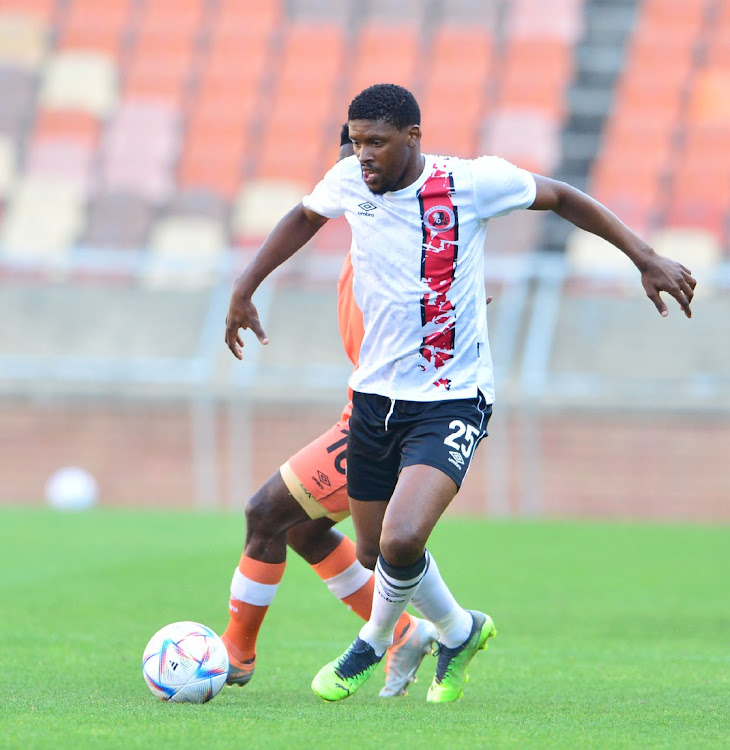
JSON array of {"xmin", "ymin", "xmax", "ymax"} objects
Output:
[
  {"xmin": 347, "ymin": 23, "xmax": 420, "ymax": 97},
  {"xmin": 311, "ymin": 217, "xmax": 351, "ymax": 255},
  {"xmin": 439, "ymin": 0, "xmax": 500, "ymax": 29},
  {"xmin": 101, "ymin": 158, "xmax": 175, "ymax": 204},
  {"xmin": 143, "ymin": 215, "xmax": 226, "ymax": 288},
  {"xmin": 169, "ymin": 188, "xmax": 229, "ymax": 222},
  {"xmin": 178, "ymin": 141, "xmax": 245, "ymax": 200},
  {"xmin": 58, "ymin": 0, "xmax": 132, "ymax": 56},
  {"xmin": 504, "ymin": 0, "xmax": 584, "ymax": 42},
  {"xmin": 25, "ymin": 138, "xmax": 94, "ymax": 197},
  {"xmin": 81, "ymin": 192, "xmax": 154, "ymax": 249},
  {"xmin": 231, "ymin": 179, "xmax": 308, "ymax": 243},
  {"xmin": 0, "ymin": 10, "xmax": 48, "ymax": 69},
  {"xmin": 688, "ymin": 66, "xmax": 730, "ymax": 126},
  {"xmin": 1, "ymin": 175, "xmax": 84, "ymax": 260},
  {"xmin": 100, "ymin": 100, "xmax": 180, "ymax": 202},
  {"xmin": 665, "ymin": 157, "xmax": 729, "ymax": 237},
  {"xmin": 124, "ymin": 30, "xmax": 197, "ymax": 106},
  {"xmin": 420, "ymin": 25, "xmax": 493, "ymax": 157},
  {"xmin": 216, "ymin": 0, "xmax": 282, "ymax": 33},
  {"xmin": 276, "ymin": 22, "xmax": 344, "ymax": 94},
  {"xmin": 367, "ymin": 0, "xmax": 426, "ymax": 22},
  {"xmin": 200, "ymin": 29, "xmax": 271, "ymax": 91},
  {"xmin": 33, "ymin": 109, "xmax": 101, "ymax": 147},
  {"xmin": 485, "ymin": 210, "xmax": 543, "ymax": 256},
  {"xmin": 565, "ymin": 228, "xmax": 637, "ymax": 277},
  {"xmin": 256, "ymin": 128, "xmax": 324, "ymax": 184},
  {"xmin": 0, "ymin": 67, "xmax": 35, "ymax": 133},
  {"xmin": 0, "ymin": 0, "xmax": 57, "ymax": 20},
  {"xmin": 481, "ymin": 110, "xmax": 561, "ymax": 175},
  {"xmin": 138, "ymin": 0, "xmax": 204, "ymax": 33},
  {"xmin": 0, "ymin": 133, "xmax": 16, "ymax": 198},
  {"xmin": 39, "ymin": 51, "xmax": 118, "ymax": 116},
  {"xmin": 288, "ymin": 0, "xmax": 350, "ymax": 23},
  {"xmin": 648, "ymin": 227, "xmax": 721, "ymax": 277},
  {"xmin": 638, "ymin": 0, "xmax": 707, "ymax": 36}
]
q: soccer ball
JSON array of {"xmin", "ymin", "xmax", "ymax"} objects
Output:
[{"xmin": 142, "ymin": 621, "xmax": 229, "ymax": 703}]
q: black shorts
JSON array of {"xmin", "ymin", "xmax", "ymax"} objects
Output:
[{"xmin": 346, "ymin": 390, "xmax": 492, "ymax": 502}]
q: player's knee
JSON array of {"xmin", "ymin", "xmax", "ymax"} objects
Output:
[
  {"xmin": 244, "ymin": 488, "xmax": 285, "ymax": 537},
  {"xmin": 286, "ymin": 522, "xmax": 338, "ymax": 561},
  {"xmin": 355, "ymin": 541, "xmax": 379, "ymax": 571},
  {"xmin": 379, "ymin": 531, "xmax": 426, "ymax": 568}
]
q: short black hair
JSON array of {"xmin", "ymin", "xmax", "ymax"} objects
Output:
[
  {"xmin": 348, "ymin": 84, "xmax": 420, "ymax": 130},
  {"xmin": 339, "ymin": 122, "xmax": 350, "ymax": 147}
]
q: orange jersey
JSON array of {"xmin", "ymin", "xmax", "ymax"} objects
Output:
[
  {"xmin": 337, "ymin": 251, "xmax": 363, "ymax": 368},
  {"xmin": 336, "ymin": 252, "xmax": 363, "ymax": 422}
]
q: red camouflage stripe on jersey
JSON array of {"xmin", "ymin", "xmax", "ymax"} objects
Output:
[{"xmin": 417, "ymin": 165, "xmax": 458, "ymax": 388}]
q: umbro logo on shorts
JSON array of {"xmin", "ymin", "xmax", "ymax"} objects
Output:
[{"xmin": 448, "ymin": 450, "xmax": 465, "ymax": 470}]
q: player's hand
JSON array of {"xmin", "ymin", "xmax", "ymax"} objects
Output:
[
  {"xmin": 639, "ymin": 252, "xmax": 696, "ymax": 319},
  {"xmin": 224, "ymin": 282, "xmax": 269, "ymax": 360}
]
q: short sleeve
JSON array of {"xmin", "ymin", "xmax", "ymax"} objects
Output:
[
  {"xmin": 302, "ymin": 158, "xmax": 347, "ymax": 219},
  {"xmin": 472, "ymin": 156, "xmax": 537, "ymax": 220}
]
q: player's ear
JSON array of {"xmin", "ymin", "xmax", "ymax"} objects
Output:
[{"xmin": 407, "ymin": 125, "xmax": 421, "ymax": 147}]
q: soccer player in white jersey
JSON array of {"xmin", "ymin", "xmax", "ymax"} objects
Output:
[{"xmin": 225, "ymin": 84, "xmax": 696, "ymax": 703}]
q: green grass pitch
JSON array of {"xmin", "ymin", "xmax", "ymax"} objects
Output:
[{"xmin": 2, "ymin": 508, "xmax": 728, "ymax": 749}]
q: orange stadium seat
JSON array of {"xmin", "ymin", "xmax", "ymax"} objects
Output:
[
  {"xmin": 347, "ymin": 23, "xmax": 420, "ymax": 97},
  {"xmin": 638, "ymin": 0, "xmax": 707, "ymax": 36},
  {"xmin": 255, "ymin": 115, "xmax": 325, "ymax": 184},
  {"xmin": 139, "ymin": 0, "xmax": 204, "ymax": 34},
  {"xmin": 497, "ymin": 39, "xmax": 572, "ymax": 119},
  {"xmin": 268, "ymin": 82, "xmax": 334, "ymax": 131},
  {"xmin": 422, "ymin": 24, "xmax": 493, "ymax": 138},
  {"xmin": 178, "ymin": 148, "xmax": 244, "ymax": 200},
  {"xmin": 421, "ymin": 44, "xmax": 490, "ymax": 158},
  {"xmin": 33, "ymin": 109, "xmax": 101, "ymax": 147},
  {"xmin": 124, "ymin": 32, "xmax": 197, "ymax": 105},
  {"xmin": 190, "ymin": 92, "xmax": 258, "ymax": 138},
  {"xmin": 590, "ymin": 161, "xmax": 664, "ymax": 231},
  {"xmin": 59, "ymin": 0, "xmax": 131, "ymax": 56},
  {"xmin": 665, "ymin": 193, "xmax": 728, "ymax": 237},
  {"xmin": 216, "ymin": 0, "xmax": 282, "ymax": 30},
  {"xmin": 0, "ymin": 0, "xmax": 56, "ymax": 20},
  {"xmin": 427, "ymin": 25, "xmax": 493, "ymax": 77},
  {"xmin": 687, "ymin": 66, "xmax": 730, "ymax": 126},
  {"xmin": 276, "ymin": 22, "xmax": 344, "ymax": 95}
]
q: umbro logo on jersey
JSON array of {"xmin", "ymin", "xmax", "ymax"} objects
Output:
[{"xmin": 357, "ymin": 201, "xmax": 376, "ymax": 217}]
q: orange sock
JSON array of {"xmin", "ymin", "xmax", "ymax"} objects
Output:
[
  {"xmin": 311, "ymin": 536, "xmax": 413, "ymax": 638},
  {"xmin": 222, "ymin": 554, "xmax": 286, "ymax": 665}
]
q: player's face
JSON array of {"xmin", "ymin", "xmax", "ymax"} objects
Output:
[{"xmin": 348, "ymin": 119, "xmax": 421, "ymax": 194}]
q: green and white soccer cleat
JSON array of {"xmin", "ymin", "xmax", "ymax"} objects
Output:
[
  {"xmin": 426, "ymin": 611, "xmax": 497, "ymax": 703},
  {"xmin": 380, "ymin": 617, "xmax": 438, "ymax": 697},
  {"xmin": 311, "ymin": 637, "xmax": 382, "ymax": 702}
]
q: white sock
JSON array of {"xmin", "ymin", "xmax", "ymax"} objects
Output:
[
  {"xmin": 359, "ymin": 553, "xmax": 428, "ymax": 656},
  {"xmin": 410, "ymin": 550, "xmax": 472, "ymax": 648}
]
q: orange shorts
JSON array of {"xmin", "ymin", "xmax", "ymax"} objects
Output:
[{"xmin": 280, "ymin": 413, "xmax": 350, "ymax": 522}]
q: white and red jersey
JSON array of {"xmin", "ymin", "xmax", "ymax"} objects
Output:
[{"xmin": 304, "ymin": 154, "xmax": 536, "ymax": 403}]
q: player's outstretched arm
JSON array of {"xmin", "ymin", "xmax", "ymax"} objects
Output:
[
  {"xmin": 529, "ymin": 175, "xmax": 697, "ymax": 318},
  {"xmin": 225, "ymin": 203, "xmax": 329, "ymax": 359}
]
